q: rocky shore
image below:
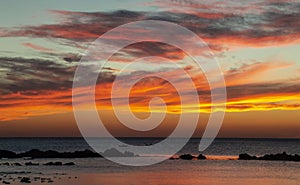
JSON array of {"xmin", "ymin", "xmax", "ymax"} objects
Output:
[
  {"xmin": 170, "ymin": 154, "xmax": 206, "ymax": 160},
  {"xmin": 239, "ymin": 152, "xmax": 300, "ymax": 161},
  {"xmin": 0, "ymin": 149, "xmax": 101, "ymax": 159},
  {"xmin": 1, "ymin": 149, "xmax": 299, "ymax": 162},
  {"xmin": 170, "ymin": 152, "xmax": 300, "ymax": 161},
  {"xmin": 0, "ymin": 171, "xmax": 76, "ymax": 184}
]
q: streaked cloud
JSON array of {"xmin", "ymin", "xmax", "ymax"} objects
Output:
[
  {"xmin": 0, "ymin": 54, "xmax": 299, "ymax": 121},
  {"xmin": 0, "ymin": 0, "xmax": 299, "ymax": 122},
  {"xmin": 1, "ymin": 0, "xmax": 299, "ymax": 49}
]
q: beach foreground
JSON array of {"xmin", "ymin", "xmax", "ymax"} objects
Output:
[{"xmin": 0, "ymin": 158, "xmax": 299, "ymax": 185}]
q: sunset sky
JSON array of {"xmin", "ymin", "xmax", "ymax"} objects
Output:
[{"xmin": 0, "ymin": 0, "xmax": 299, "ymax": 138}]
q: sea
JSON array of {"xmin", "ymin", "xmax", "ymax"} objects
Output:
[{"xmin": 0, "ymin": 138, "xmax": 299, "ymax": 185}]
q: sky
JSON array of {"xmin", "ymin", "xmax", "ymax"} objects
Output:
[{"xmin": 0, "ymin": 0, "xmax": 299, "ymax": 138}]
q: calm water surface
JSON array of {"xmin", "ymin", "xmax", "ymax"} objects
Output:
[{"xmin": 0, "ymin": 138, "xmax": 299, "ymax": 185}]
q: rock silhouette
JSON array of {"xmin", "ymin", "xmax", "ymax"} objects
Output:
[
  {"xmin": 170, "ymin": 154, "xmax": 207, "ymax": 160},
  {"xmin": 13, "ymin": 163, "xmax": 22, "ymax": 166},
  {"xmin": 24, "ymin": 162, "xmax": 39, "ymax": 166},
  {"xmin": 0, "ymin": 149, "xmax": 102, "ymax": 159},
  {"xmin": 44, "ymin": 162, "xmax": 62, "ymax": 166},
  {"xmin": 179, "ymin": 154, "xmax": 197, "ymax": 160},
  {"xmin": 197, "ymin": 154, "xmax": 206, "ymax": 160},
  {"xmin": 101, "ymin": 148, "xmax": 136, "ymax": 157},
  {"xmin": 0, "ymin": 150, "xmax": 17, "ymax": 158},
  {"xmin": 20, "ymin": 177, "xmax": 31, "ymax": 183},
  {"xmin": 63, "ymin": 162, "xmax": 75, "ymax": 166},
  {"xmin": 239, "ymin": 152, "xmax": 300, "ymax": 161},
  {"xmin": 238, "ymin": 153, "xmax": 257, "ymax": 160}
]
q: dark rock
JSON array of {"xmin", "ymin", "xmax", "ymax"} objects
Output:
[
  {"xmin": 14, "ymin": 163, "xmax": 22, "ymax": 166},
  {"xmin": 15, "ymin": 172, "xmax": 31, "ymax": 174},
  {"xmin": 0, "ymin": 149, "xmax": 102, "ymax": 159},
  {"xmin": 170, "ymin": 154, "xmax": 206, "ymax": 160},
  {"xmin": 25, "ymin": 162, "xmax": 39, "ymax": 166},
  {"xmin": 238, "ymin": 153, "xmax": 257, "ymax": 160},
  {"xmin": 169, "ymin": 156, "xmax": 178, "ymax": 160},
  {"xmin": 43, "ymin": 162, "xmax": 62, "ymax": 166},
  {"xmin": 19, "ymin": 149, "xmax": 60, "ymax": 159},
  {"xmin": 63, "ymin": 162, "xmax": 75, "ymax": 166},
  {"xmin": 70, "ymin": 149, "xmax": 102, "ymax": 158},
  {"xmin": 179, "ymin": 154, "xmax": 196, "ymax": 160},
  {"xmin": 20, "ymin": 177, "xmax": 31, "ymax": 183},
  {"xmin": 197, "ymin": 154, "xmax": 206, "ymax": 160},
  {"xmin": 0, "ymin": 150, "xmax": 17, "ymax": 158},
  {"xmin": 259, "ymin": 152, "xmax": 300, "ymax": 161},
  {"xmin": 2, "ymin": 181, "xmax": 10, "ymax": 184},
  {"xmin": 294, "ymin": 154, "xmax": 300, "ymax": 161},
  {"xmin": 101, "ymin": 148, "xmax": 136, "ymax": 157},
  {"xmin": 102, "ymin": 148, "xmax": 123, "ymax": 157},
  {"xmin": 239, "ymin": 152, "xmax": 300, "ymax": 161}
]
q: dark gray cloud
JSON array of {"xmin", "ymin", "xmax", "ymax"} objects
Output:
[
  {"xmin": 0, "ymin": 56, "xmax": 116, "ymax": 96},
  {"xmin": 0, "ymin": 1, "xmax": 298, "ymax": 67},
  {"xmin": 226, "ymin": 82, "xmax": 300, "ymax": 101},
  {"xmin": 1, "ymin": 1, "xmax": 299, "ymax": 45},
  {"xmin": 0, "ymin": 57, "xmax": 75, "ymax": 95}
]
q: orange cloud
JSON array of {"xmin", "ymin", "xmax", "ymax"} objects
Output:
[{"xmin": 2, "ymin": 64, "xmax": 300, "ymax": 121}]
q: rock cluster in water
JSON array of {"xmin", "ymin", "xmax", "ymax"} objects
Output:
[
  {"xmin": 100, "ymin": 148, "xmax": 137, "ymax": 157},
  {"xmin": 0, "ymin": 149, "xmax": 101, "ymax": 159},
  {"xmin": 238, "ymin": 152, "xmax": 300, "ymax": 161},
  {"xmin": 0, "ymin": 171, "xmax": 72, "ymax": 184},
  {"xmin": 0, "ymin": 162, "xmax": 75, "ymax": 166},
  {"xmin": 0, "ymin": 148, "xmax": 139, "ymax": 159},
  {"xmin": 170, "ymin": 154, "xmax": 206, "ymax": 160}
]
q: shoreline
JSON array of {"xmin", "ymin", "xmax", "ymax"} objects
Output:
[{"xmin": 0, "ymin": 149, "xmax": 299, "ymax": 162}]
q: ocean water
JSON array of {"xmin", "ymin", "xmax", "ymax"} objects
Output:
[
  {"xmin": 0, "ymin": 138, "xmax": 299, "ymax": 185},
  {"xmin": 0, "ymin": 137, "xmax": 299, "ymax": 156}
]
